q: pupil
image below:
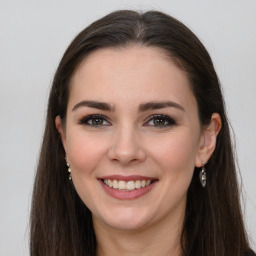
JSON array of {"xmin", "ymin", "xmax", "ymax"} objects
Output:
[
  {"xmin": 154, "ymin": 118, "xmax": 165, "ymax": 126},
  {"xmin": 92, "ymin": 118, "xmax": 103, "ymax": 125}
]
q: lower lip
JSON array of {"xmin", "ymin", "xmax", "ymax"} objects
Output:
[{"xmin": 99, "ymin": 180, "xmax": 157, "ymax": 200}]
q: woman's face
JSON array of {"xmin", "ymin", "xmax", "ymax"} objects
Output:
[{"xmin": 57, "ymin": 46, "xmax": 206, "ymax": 231}]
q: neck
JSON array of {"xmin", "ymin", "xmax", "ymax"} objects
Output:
[{"xmin": 93, "ymin": 211, "xmax": 184, "ymax": 256}]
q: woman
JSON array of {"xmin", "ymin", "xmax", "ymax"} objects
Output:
[{"xmin": 30, "ymin": 10, "xmax": 255, "ymax": 256}]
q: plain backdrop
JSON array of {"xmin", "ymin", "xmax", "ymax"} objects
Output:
[{"xmin": 0, "ymin": 0, "xmax": 255, "ymax": 255}]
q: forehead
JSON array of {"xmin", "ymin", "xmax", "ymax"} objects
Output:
[{"xmin": 69, "ymin": 45, "xmax": 196, "ymax": 111}]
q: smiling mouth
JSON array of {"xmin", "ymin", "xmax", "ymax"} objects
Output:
[
  {"xmin": 99, "ymin": 176, "xmax": 158, "ymax": 199},
  {"xmin": 103, "ymin": 179, "xmax": 153, "ymax": 191}
]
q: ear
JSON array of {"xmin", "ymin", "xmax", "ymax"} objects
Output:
[
  {"xmin": 195, "ymin": 113, "xmax": 222, "ymax": 167},
  {"xmin": 55, "ymin": 115, "xmax": 67, "ymax": 153}
]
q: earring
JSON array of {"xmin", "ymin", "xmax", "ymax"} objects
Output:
[
  {"xmin": 65, "ymin": 157, "xmax": 72, "ymax": 181},
  {"xmin": 199, "ymin": 161, "xmax": 207, "ymax": 187}
]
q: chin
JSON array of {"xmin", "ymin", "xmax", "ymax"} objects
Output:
[
  {"xmin": 105, "ymin": 217, "xmax": 150, "ymax": 231},
  {"xmin": 93, "ymin": 207, "xmax": 154, "ymax": 231}
]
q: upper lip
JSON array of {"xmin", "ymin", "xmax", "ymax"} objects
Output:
[{"xmin": 99, "ymin": 175, "xmax": 157, "ymax": 181}]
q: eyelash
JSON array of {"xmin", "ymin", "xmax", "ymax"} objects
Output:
[
  {"xmin": 144, "ymin": 114, "xmax": 177, "ymax": 128},
  {"xmin": 79, "ymin": 114, "xmax": 111, "ymax": 127},
  {"xmin": 78, "ymin": 114, "xmax": 177, "ymax": 128}
]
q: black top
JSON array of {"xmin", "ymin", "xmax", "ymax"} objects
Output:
[{"xmin": 247, "ymin": 249, "xmax": 256, "ymax": 256}]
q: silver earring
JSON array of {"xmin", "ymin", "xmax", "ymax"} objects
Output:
[
  {"xmin": 65, "ymin": 157, "xmax": 72, "ymax": 181},
  {"xmin": 199, "ymin": 161, "xmax": 206, "ymax": 187}
]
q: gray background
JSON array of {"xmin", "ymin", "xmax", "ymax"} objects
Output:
[{"xmin": 1, "ymin": 0, "xmax": 255, "ymax": 255}]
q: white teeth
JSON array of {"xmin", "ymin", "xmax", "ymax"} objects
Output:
[
  {"xmin": 113, "ymin": 180, "xmax": 118, "ymax": 189},
  {"xmin": 118, "ymin": 180, "xmax": 126, "ymax": 190},
  {"xmin": 108, "ymin": 179, "xmax": 113, "ymax": 187},
  {"xmin": 126, "ymin": 181, "xmax": 135, "ymax": 190},
  {"xmin": 135, "ymin": 180, "xmax": 141, "ymax": 189},
  {"xmin": 103, "ymin": 179, "xmax": 152, "ymax": 191}
]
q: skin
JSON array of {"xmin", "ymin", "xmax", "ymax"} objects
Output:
[{"xmin": 56, "ymin": 46, "xmax": 221, "ymax": 256}]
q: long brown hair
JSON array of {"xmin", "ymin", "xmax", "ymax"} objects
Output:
[{"xmin": 30, "ymin": 10, "xmax": 254, "ymax": 256}]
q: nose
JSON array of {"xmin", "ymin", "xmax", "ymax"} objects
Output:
[{"xmin": 107, "ymin": 125, "xmax": 147, "ymax": 165}]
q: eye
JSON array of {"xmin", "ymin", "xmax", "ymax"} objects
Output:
[
  {"xmin": 144, "ymin": 114, "xmax": 177, "ymax": 128},
  {"xmin": 79, "ymin": 114, "xmax": 111, "ymax": 127}
]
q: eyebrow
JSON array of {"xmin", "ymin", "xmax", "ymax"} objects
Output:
[
  {"xmin": 138, "ymin": 101, "xmax": 185, "ymax": 112},
  {"xmin": 72, "ymin": 100, "xmax": 115, "ymax": 112},
  {"xmin": 72, "ymin": 100, "xmax": 184, "ymax": 112}
]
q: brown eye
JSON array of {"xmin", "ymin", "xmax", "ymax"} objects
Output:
[
  {"xmin": 79, "ymin": 114, "xmax": 111, "ymax": 127},
  {"xmin": 153, "ymin": 118, "xmax": 167, "ymax": 126},
  {"xmin": 91, "ymin": 117, "xmax": 104, "ymax": 126},
  {"xmin": 145, "ymin": 114, "xmax": 177, "ymax": 128}
]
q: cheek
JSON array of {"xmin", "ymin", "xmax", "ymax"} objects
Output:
[
  {"xmin": 65, "ymin": 130, "xmax": 108, "ymax": 176},
  {"xmin": 65, "ymin": 131, "xmax": 109, "ymax": 207},
  {"xmin": 149, "ymin": 130, "xmax": 199, "ymax": 180},
  {"xmin": 152, "ymin": 132, "xmax": 199, "ymax": 211}
]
